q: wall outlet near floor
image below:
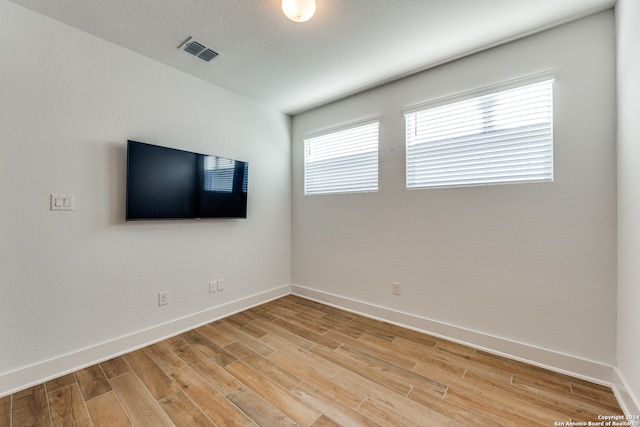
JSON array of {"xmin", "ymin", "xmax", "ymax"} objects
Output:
[
  {"xmin": 209, "ymin": 280, "xmax": 217, "ymax": 293},
  {"xmin": 392, "ymin": 282, "xmax": 401, "ymax": 296},
  {"xmin": 217, "ymin": 279, "xmax": 225, "ymax": 291},
  {"xmin": 158, "ymin": 291, "xmax": 169, "ymax": 306}
]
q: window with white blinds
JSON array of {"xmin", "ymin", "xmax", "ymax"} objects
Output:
[
  {"xmin": 405, "ymin": 77, "xmax": 553, "ymax": 189},
  {"xmin": 304, "ymin": 120, "xmax": 379, "ymax": 195}
]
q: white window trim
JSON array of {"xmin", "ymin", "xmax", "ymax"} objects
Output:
[{"xmin": 404, "ymin": 70, "xmax": 556, "ymax": 115}]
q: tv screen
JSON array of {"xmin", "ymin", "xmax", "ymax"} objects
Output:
[{"xmin": 126, "ymin": 140, "xmax": 248, "ymax": 220}]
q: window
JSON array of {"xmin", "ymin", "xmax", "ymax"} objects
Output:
[
  {"xmin": 405, "ymin": 75, "xmax": 553, "ymax": 189},
  {"xmin": 304, "ymin": 119, "xmax": 379, "ymax": 195}
]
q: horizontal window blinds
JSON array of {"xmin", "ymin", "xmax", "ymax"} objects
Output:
[
  {"xmin": 304, "ymin": 120, "xmax": 379, "ymax": 195},
  {"xmin": 405, "ymin": 79, "xmax": 553, "ymax": 188}
]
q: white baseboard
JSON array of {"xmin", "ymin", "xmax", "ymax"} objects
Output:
[
  {"xmin": 5, "ymin": 282, "xmax": 638, "ymax": 419},
  {"xmin": 291, "ymin": 284, "xmax": 616, "ymax": 386},
  {"xmin": 613, "ymin": 368, "xmax": 640, "ymax": 417},
  {"xmin": 0, "ymin": 284, "xmax": 291, "ymax": 398},
  {"xmin": 292, "ymin": 285, "xmax": 638, "ymax": 417}
]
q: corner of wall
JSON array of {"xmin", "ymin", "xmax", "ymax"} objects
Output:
[{"xmin": 613, "ymin": 368, "xmax": 640, "ymax": 418}]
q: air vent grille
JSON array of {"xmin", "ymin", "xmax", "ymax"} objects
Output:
[
  {"xmin": 198, "ymin": 49, "xmax": 219, "ymax": 62},
  {"xmin": 184, "ymin": 41, "xmax": 206, "ymax": 56},
  {"xmin": 181, "ymin": 38, "xmax": 219, "ymax": 63}
]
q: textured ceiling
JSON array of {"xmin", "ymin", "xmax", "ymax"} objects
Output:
[{"xmin": 9, "ymin": 0, "xmax": 614, "ymax": 114}]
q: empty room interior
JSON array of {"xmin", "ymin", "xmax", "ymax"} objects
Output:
[{"xmin": 1, "ymin": 0, "xmax": 639, "ymax": 425}]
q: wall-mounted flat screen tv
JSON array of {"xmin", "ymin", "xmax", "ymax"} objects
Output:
[{"xmin": 126, "ymin": 140, "xmax": 248, "ymax": 220}]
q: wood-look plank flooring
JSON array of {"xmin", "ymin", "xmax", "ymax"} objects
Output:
[{"xmin": 2, "ymin": 295, "xmax": 624, "ymax": 426}]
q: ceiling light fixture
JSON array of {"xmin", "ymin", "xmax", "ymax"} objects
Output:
[{"xmin": 282, "ymin": 0, "xmax": 316, "ymax": 23}]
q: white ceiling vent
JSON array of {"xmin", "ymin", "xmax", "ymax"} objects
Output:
[{"xmin": 180, "ymin": 37, "xmax": 219, "ymax": 62}]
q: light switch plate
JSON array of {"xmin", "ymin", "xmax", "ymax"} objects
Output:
[{"xmin": 50, "ymin": 194, "xmax": 74, "ymax": 211}]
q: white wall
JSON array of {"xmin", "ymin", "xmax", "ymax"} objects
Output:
[
  {"xmin": 292, "ymin": 12, "xmax": 617, "ymax": 367},
  {"xmin": 0, "ymin": 0, "xmax": 291, "ymax": 389},
  {"xmin": 616, "ymin": 0, "xmax": 640, "ymax": 414}
]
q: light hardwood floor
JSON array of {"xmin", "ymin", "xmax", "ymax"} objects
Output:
[{"xmin": 1, "ymin": 295, "xmax": 623, "ymax": 426}]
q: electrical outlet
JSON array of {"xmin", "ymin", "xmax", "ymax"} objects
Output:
[
  {"xmin": 392, "ymin": 282, "xmax": 401, "ymax": 296},
  {"xmin": 209, "ymin": 280, "xmax": 217, "ymax": 293},
  {"xmin": 217, "ymin": 279, "xmax": 225, "ymax": 291},
  {"xmin": 158, "ymin": 291, "xmax": 169, "ymax": 306}
]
